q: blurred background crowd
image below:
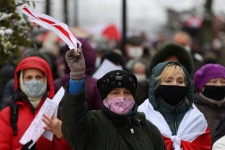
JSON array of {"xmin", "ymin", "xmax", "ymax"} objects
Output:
[
  {"xmin": 1, "ymin": 0, "xmax": 225, "ymax": 108},
  {"xmin": 1, "ymin": 0, "xmax": 225, "ymax": 148}
]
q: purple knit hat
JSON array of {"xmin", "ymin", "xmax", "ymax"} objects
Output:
[{"xmin": 194, "ymin": 64, "xmax": 225, "ymax": 91}]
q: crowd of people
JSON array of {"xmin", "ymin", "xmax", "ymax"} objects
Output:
[{"xmin": 0, "ymin": 22, "xmax": 225, "ymax": 149}]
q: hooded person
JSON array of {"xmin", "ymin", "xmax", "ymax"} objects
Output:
[
  {"xmin": 0, "ymin": 49, "xmax": 54, "ymax": 110},
  {"xmin": 135, "ymin": 43, "xmax": 194, "ymax": 106},
  {"xmin": 194, "ymin": 64, "xmax": 225, "ymax": 138},
  {"xmin": 54, "ymin": 37, "xmax": 101, "ymax": 110},
  {"xmin": 0, "ymin": 56, "xmax": 72, "ymax": 150},
  {"xmin": 61, "ymin": 48, "xmax": 166, "ymax": 150},
  {"xmin": 138, "ymin": 61, "xmax": 211, "ymax": 150}
]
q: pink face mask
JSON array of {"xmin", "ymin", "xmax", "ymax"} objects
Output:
[{"xmin": 103, "ymin": 96, "xmax": 135, "ymax": 115}]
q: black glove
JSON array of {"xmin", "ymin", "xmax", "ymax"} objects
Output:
[
  {"xmin": 65, "ymin": 48, "xmax": 86, "ymax": 81},
  {"xmin": 21, "ymin": 140, "xmax": 36, "ymax": 150}
]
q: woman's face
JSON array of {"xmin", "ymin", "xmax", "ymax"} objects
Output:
[
  {"xmin": 107, "ymin": 88, "xmax": 134, "ymax": 99},
  {"xmin": 160, "ymin": 69, "xmax": 186, "ymax": 86},
  {"xmin": 23, "ymin": 68, "xmax": 45, "ymax": 82},
  {"xmin": 205, "ymin": 77, "xmax": 225, "ymax": 86}
]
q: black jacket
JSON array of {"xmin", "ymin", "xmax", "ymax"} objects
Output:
[
  {"xmin": 213, "ymin": 113, "xmax": 225, "ymax": 144},
  {"xmin": 61, "ymin": 85, "xmax": 166, "ymax": 150}
]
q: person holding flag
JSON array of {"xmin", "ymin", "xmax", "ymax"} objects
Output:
[{"xmin": 61, "ymin": 46, "xmax": 166, "ymax": 149}]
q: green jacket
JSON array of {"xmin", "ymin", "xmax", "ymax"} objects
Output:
[
  {"xmin": 61, "ymin": 85, "xmax": 166, "ymax": 150},
  {"xmin": 148, "ymin": 61, "xmax": 194, "ymax": 135}
]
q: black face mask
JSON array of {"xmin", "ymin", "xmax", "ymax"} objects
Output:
[
  {"xmin": 156, "ymin": 85, "xmax": 187, "ymax": 106},
  {"xmin": 202, "ymin": 86, "xmax": 225, "ymax": 101}
]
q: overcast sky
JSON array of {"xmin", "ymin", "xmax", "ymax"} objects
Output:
[{"xmin": 30, "ymin": 0, "xmax": 225, "ymax": 39}]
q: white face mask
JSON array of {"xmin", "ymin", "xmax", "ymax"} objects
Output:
[
  {"xmin": 128, "ymin": 47, "xmax": 143, "ymax": 58},
  {"xmin": 95, "ymin": 57, "xmax": 101, "ymax": 68},
  {"xmin": 184, "ymin": 46, "xmax": 191, "ymax": 52},
  {"xmin": 23, "ymin": 79, "xmax": 46, "ymax": 98},
  {"xmin": 134, "ymin": 74, "xmax": 146, "ymax": 81},
  {"xmin": 213, "ymin": 39, "xmax": 222, "ymax": 50}
]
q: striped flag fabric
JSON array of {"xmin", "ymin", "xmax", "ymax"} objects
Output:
[{"xmin": 21, "ymin": 6, "xmax": 81, "ymax": 51}]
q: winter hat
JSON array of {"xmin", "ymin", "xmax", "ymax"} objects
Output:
[
  {"xmin": 97, "ymin": 70, "xmax": 137, "ymax": 100},
  {"xmin": 149, "ymin": 43, "xmax": 194, "ymax": 75},
  {"xmin": 194, "ymin": 64, "xmax": 225, "ymax": 91},
  {"xmin": 100, "ymin": 50, "xmax": 124, "ymax": 68}
]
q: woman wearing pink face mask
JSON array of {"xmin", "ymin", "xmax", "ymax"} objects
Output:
[{"xmin": 61, "ymin": 48, "xmax": 166, "ymax": 150}]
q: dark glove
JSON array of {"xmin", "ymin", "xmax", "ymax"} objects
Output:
[
  {"xmin": 21, "ymin": 140, "xmax": 36, "ymax": 150},
  {"xmin": 65, "ymin": 48, "xmax": 86, "ymax": 81}
]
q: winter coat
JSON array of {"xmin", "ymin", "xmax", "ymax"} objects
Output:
[
  {"xmin": 194, "ymin": 92, "xmax": 225, "ymax": 138},
  {"xmin": 0, "ymin": 57, "xmax": 72, "ymax": 150},
  {"xmin": 149, "ymin": 61, "xmax": 194, "ymax": 133},
  {"xmin": 212, "ymin": 135, "xmax": 225, "ymax": 150},
  {"xmin": 54, "ymin": 74, "xmax": 101, "ymax": 110},
  {"xmin": 138, "ymin": 61, "xmax": 211, "ymax": 150},
  {"xmin": 61, "ymin": 85, "xmax": 167, "ymax": 150},
  {"xmin": 213, "ymin": 113, "xmax": 225, "ymax": 144},
  {"xmin": 135, "ymin": 79, "xmax": 149, "ymax": 106},
  {"xmin": 54, "ymin": 37, "xmax": 101, "ymax": 110}
]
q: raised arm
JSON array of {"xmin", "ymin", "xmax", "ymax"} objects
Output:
[{"xmin": 61, "ymin": 48, "xmax": 96, "ymax": 149}]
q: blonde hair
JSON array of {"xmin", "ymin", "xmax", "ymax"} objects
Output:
[{"xmin": 156, "ymin": 64, "xmax": 186, "ymax": 84}]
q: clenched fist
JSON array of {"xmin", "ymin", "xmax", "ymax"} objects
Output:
[{"xmin": 65, "ymin": 48, "xmax": 86, "ymax": 81}]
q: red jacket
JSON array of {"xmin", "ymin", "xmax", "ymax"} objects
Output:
[{"xmin": 0, "ymin": 57, "xmax": 72, "ymax": 150}]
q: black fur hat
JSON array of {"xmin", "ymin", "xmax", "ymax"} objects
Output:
[
  {"xmin": 97, "ymin": 70, "xmax": 137, "ymax": 100},
  {"xmin": 149, "ymin": 43, "xmax": 194, "ymax": 75}
]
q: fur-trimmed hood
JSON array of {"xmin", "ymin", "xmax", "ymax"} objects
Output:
[{"xmin": 149, "ymin": 43, "xmax": 194, "ymax": 76}]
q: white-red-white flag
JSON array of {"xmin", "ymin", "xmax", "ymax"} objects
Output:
[
  {"xmin": 138, "ymin": 100, "xmax": 212, "ymax": 150},
  {"xmin": 21, "ymin": 6, "xmax": 81, "ymax": 51}
]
